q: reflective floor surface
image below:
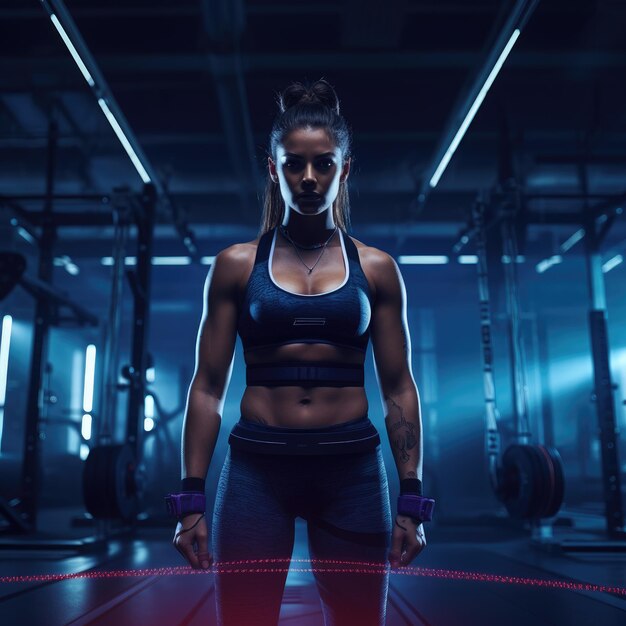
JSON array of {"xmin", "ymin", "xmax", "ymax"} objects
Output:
[{"xmin": 0, "ymin": 508, "xmax": 625, "ymax": 625}]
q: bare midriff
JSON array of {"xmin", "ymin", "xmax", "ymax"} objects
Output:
[{"xmin": 240, "ymin": 342, "xmax": 369, "ymax": 428}]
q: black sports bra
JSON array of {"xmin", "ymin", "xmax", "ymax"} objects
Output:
[{"xmin": 237, "ymin": 226, "xmax": 373, "ymax": 386}]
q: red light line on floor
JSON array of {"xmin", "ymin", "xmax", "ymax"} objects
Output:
[{"xmin": 1, "ymin": 558, "xmax": 623, "ymax": 596}]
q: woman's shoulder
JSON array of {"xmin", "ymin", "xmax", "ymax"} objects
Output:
[
  {"xmin": 345, "ymin": 233, "xmax": 397, "ymax": 277},
  {"xmin": 220, "ymin": 238, "xmax": 260, "ymax": 262},
  {"xmin": 208, "ymin": 238, "xmax": 261, "ymax": 292},
  {"xmin": 345, "ymin": 233, "xmax": 400, "ymax": 299}
]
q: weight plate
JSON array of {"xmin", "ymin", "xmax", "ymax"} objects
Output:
[
  {"xmin": 537, "ymin": 445, "xmax": 565, "ymax": 518},
  {"xmin": 83, "ymin": 444, "xmax": 138, "ymax": 521},
  {"xmin": 526, "ymin": 445, "xmax": 550, "ymax": 519},
  {"xmin": 499, "ymin": 444, "xmax": 566, "ymax": 520},
  {"xmin": 500, "ymin": 445, "xmax": 536, "ymax": 519}
]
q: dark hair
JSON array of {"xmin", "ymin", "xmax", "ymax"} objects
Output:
[{"xmin": 259, "ymin": 79, "xmax": 352, "ymax": 236}]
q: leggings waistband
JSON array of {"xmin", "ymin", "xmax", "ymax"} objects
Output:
[{"xmin": 228, "ymin": 414, "xmax": 380, "ymax": 456}]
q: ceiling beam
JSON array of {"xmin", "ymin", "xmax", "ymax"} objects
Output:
[
  {"xmin": 5, "ymin": 49, "xmax": 626, "ymax": 88},
  {"xmin": 0, "ymin": 2, "xmax": 503, "ymax": 19},
  {"xmin": 202, "ymin": 0, "xmax": 259, "ymax": 218}
]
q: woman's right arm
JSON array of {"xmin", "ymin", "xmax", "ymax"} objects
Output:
[{"xmin": 181, "ymin": 246, "xmax": 241, "ymax": 482}]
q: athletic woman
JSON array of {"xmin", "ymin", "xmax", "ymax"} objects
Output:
[{"xmin": 170, "ymin": 79, "xmax": 432, "ymax": 626}]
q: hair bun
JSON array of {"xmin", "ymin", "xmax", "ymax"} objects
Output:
[{"xmin": 278, "ymin": 79, "xmax": 340, "ymax": 115}]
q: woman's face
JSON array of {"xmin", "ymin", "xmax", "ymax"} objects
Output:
[{"xmin": 269, "ymin": 127, "xmax": 350, "ymax": 216}]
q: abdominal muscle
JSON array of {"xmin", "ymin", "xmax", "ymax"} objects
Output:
[{"xmin": 239, "ymin": 343, "xmax": 369, "ymax": 428}]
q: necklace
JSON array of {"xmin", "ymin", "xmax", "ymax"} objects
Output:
[{"xmin": 278, "ymin": 224, "xmax": 338, "ymax": 274}]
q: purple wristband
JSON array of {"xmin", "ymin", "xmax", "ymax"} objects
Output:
[
  {"xmin": 397, "ymin": 494, "xmax": 435, "ymax": 523},
  {"xmin": 165, "ymin": 492, "xmax": 206, "ymax": 519}
]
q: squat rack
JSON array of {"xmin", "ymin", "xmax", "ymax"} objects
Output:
[
  {"xmin": 455, "ymin": 186, "xmax": 626, "ymax": 548},
  {"xmin": 0, "ymin": 110, "xmax": 197, "ymax": 550}
]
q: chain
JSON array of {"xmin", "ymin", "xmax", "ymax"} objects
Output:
[{"xmin": 278, "ymin": 224, "xmax": 338, "ymax": 274}]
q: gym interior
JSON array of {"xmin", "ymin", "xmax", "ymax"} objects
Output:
[{"xmin": 1, "ymin": 1, "xmax": 625, "ymax": 624}]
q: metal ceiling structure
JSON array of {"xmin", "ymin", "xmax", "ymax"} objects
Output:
[{"xmin": 0, "ymin": 0, "xmax": 625, "ymax": 256}]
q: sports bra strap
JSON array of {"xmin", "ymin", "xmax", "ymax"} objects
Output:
[
  {"xmin": 253, "ymin": 228, "xmax": 274, "ymax": 265},
  {"xmin": 340, "ymin": 230, "xmax": 360, "ymax": 263}
]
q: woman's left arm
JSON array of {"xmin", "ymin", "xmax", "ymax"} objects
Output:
[{"xmin": 368, "ymin": 249, "xmax": 422, "ymax": 485}]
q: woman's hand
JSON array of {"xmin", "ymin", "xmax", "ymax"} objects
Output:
[
  {"xmin": 172, "ymin": 512, "xmax": 213, "ymax": 570},
  {"xmin": 388, "ymin": 514, "xmax": 427, "ymax": 569}
]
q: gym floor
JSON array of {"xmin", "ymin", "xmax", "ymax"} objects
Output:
[{"xmin": 0, "ymin": 508, "xmax": 624, "ymax": 625}]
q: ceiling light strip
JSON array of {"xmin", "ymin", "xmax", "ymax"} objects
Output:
[
  {"xmin": 41, "ymin": 1, "xmax": 155, "ymax": 186},
  {"xmin": 429, "ymin": 29, "xmax": 520, "ymax": 188},
  {"xmin": 602, "ymin": 254, "xmax": 623, "ymax": 274}
]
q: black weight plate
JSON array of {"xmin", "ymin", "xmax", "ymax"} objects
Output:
[
  {"xmin": 537, "ymin": 445, "xmax": 565, "ymax": 518},
  {"xmin": 499, "ymin": 444, "xmax": 566, "ymax": 521},
  {"xmin": 500, "ymin": 445, "xmax": 536, "ymax": 519},
  {"xmin": 83, "ymin": 444, "xmax": 138, "ymax": 520},
  {"xmin": 103, "ymin": 446, "xmax": 118, "ymax": 519},
  {"xmin": 526, "ymin": 445, "xmax": 551, "ymax": 519},
  {"xmin": 83, "ymin": 446, "xmax": 109, "ymax": 518},
  {"xmin": 109, "ymin": 444, "xmax": 138, "ymax": 521}
]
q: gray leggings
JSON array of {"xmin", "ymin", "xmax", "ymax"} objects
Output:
[{"xmin": 211, "ymin": 444, "xmax": 392, "ymax": 626}]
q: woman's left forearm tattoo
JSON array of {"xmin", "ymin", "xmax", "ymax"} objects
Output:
[{"xmin": 385, "ymin": 394, "xmax": 417, "ymax": 463}]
